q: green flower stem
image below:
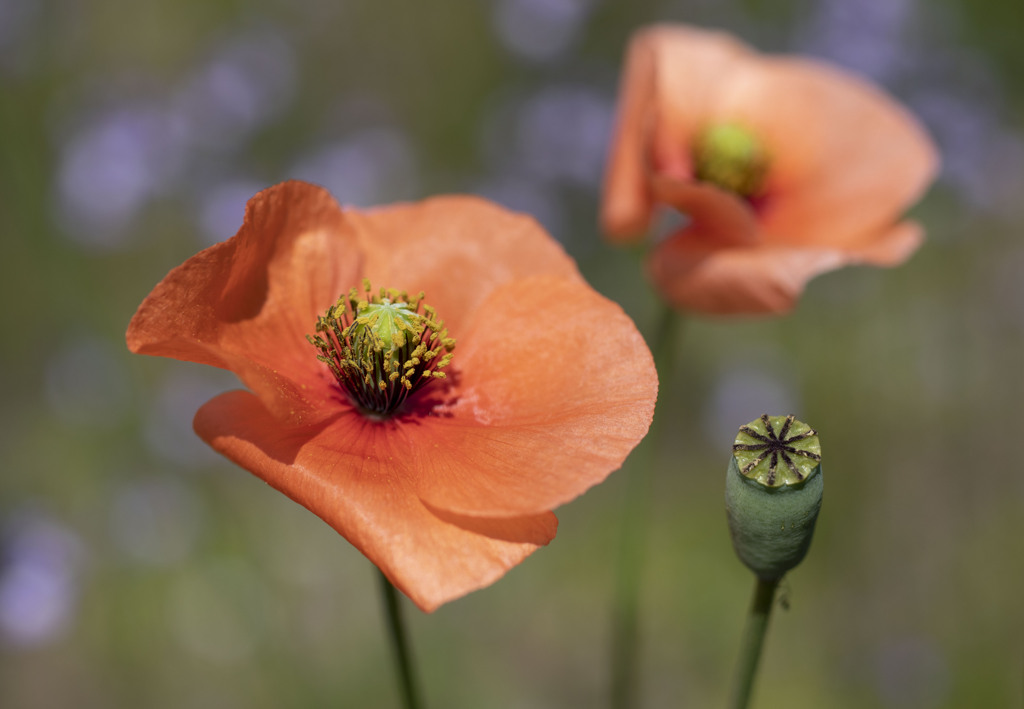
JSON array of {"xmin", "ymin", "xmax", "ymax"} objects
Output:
[
  {"xmin": 609, "ymin": 437, "xmax": 653, "ymax": 709},
  {"xmin": 729, "ymin": 576, "xmax": 779, "ymax": 709},
  {"xmin": 378, "ymin": 570, "xmax": 424, "ymax": 709},
  {"xmin": 610, "ymin": 303, "xmax": 678, "ymax": 709}
]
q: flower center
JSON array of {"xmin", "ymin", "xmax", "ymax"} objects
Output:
[
  {"xmin": 307, "ymin": 280, "xmax": 456, "ymax": 418},
  {"xmin": 692, "ymin": 122, "xmax": 769, "ymax": 198}
]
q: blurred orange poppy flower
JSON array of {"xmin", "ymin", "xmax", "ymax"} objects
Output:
[
  {"xmin": 602, "ymin": 25, "xmax": 939, "ymax": 315},
  {"xmin": 127, "ymin": 181, "xmax": 657, "ymax": 612}
]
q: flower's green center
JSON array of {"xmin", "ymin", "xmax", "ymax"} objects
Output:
[
  {"xmin": 692, "ymin": 122, "xmax": 769, "ymax": 198},
  {"xmin": 732, "ymin": 414, "xmax": 821, "ymax": 487},
  {"xmin": 307, "ymin": 279, "xmax": 455, "ymax": 418}
]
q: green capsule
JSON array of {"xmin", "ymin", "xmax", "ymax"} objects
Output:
[
  {"xmin": 692, "ymin": 122, "xmax": 769, "ymax": 198},
  {"xmin": 725, "ymin": 414, "xmax": 823, "ymax": 580}
]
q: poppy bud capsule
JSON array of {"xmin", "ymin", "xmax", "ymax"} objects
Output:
[{"xmin": 725, "ymin": 414, "xmax": 823, "ymax": 580}]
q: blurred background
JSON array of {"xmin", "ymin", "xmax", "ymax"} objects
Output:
[{"xmin": 2, "ymin": 0, "xmax": 1022, "ymax": 706}]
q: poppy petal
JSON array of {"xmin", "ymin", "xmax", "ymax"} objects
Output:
[
  {"xmin": 713, "ymin": 57, "xmax": 938, "ymax": 247},
  {"xmin": 846, "ymin": 220, "xmax": 924, "ymax": 266},
  {"xmin": 602, "ymin": 26, "xmax": 659, "ymax": 240},
  {"xmin": 602, "ymin": 25, "xmax": 753, "ymax": 240},
  {"xmin": 650, "ymin": 175, "xmax": 760, "ymax": 246},
  {"xmin": 647, "ymin": 235, "xmax": 849, "ymax": 315},
  {"xmin": 128, "ymin": 181, "xmax": 362, "ymax": 423},
  {"xmin": 406, "ymin": 274, "xmax": 658, "ymax": 516},
  {"xmin": 345, "ymin": 195, "xmax": 582, "ymax": 334},
  {"xmin": 193, "ymin": 390, "xmax": 558, "ymax": 613},
  {"xmin": 647, "ymin": 26, "xmax": 755, "ymax": 176}
]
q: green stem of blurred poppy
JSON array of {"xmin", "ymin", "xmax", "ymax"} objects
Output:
[
  {"xmin": 729, "ymin": 577, "xmax": 779, "ymax": 709},
  {"xmin": 379, "ymin": 570, "xmax": 424, "ymax": 709},
  {"xmin": 610, "ymin": 303, "xmax": 678, "ymax": 709}
]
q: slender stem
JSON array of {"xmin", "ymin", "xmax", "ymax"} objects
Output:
[
  {"xmin": 608, "ymin": 441, "xmax": 653, "ymax": 709},
  {"xmin": 378, "ymin": 570, "xmax": 424, "ymax": 709},
  {"xmin": 609, "ymin": 304, "xmax": 678, "ymax": 709},
  {"xmin": 729, "ymin": 576, "xmax": 780, "ymax": 709}
]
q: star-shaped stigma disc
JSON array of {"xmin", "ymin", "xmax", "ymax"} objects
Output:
[{"xmin": 732, "ymin": 414, "xmax": 822, "ymax": 487}]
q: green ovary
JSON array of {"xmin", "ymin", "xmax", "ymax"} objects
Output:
[{"xmin": 692, "ymin": 122, "xmax": 769, "ymax": 198}]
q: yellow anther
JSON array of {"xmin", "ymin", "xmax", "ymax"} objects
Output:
[{"xmin": 308, "ymin": 279, "xmax": 456, "ymax": 417}]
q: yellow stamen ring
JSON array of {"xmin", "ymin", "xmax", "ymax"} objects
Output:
[{"xmin": 307, "ymin": 280, "xmax": 455, "ymax": 417}]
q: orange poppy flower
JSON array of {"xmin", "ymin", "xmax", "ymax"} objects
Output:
[
  {"xmin": 602, "ymin": 25, "xmax": 939, "ymax": 315},
  {"xmin": 127, "ymin": 181, "xmax": 657, "ymax": 612}
]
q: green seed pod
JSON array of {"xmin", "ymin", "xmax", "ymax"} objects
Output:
[
  {"xmin": 725, "ymin": 414, "xmax": 823, "ymax": 580},
  {"xmin": 692, "ymin": 122, "xmax": 770, "ymax": 198}
]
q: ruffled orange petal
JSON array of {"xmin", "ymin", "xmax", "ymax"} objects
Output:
[
  {"xmin": 844, "ymin": 220, "xmax": 924, "ymax": 266},
  {"xmin": 647, "ymin": 26, "xmax": 755, "ymax": 176},
  {"xmin": 127, "ymin": 181, "xmax": 362, "ymax": 423},
  {"xmin": 405, "ymin": 274, "xmax": 658, "ymax": 517},
  {"xmin": 646, "ymin": 222, "xmax": 923, "ymax": 316},
  {"xmin": 344, "ymin": 196, "xmax": 581, "ymax": 334},
  {"xmin": 647, "ymin": 235, "xmax": 850, "ymax": 315},
  {"xmin": 711, "ymin": 57, "xmax": 938, "ymax": 247},
  {"xmin": 601, "ymin": 27, "xmax": 658, "ymax": 240},
  {"xmin": 194, "ymin": 390, "xmax": 558, "ymax": 613},
  {"xmin": 650, "ymin": 175, "xmax": 759, "ymax": 246},
  {"xmin": 602, "ymin": 25, "xmax": 752, "ymax": 240}
]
